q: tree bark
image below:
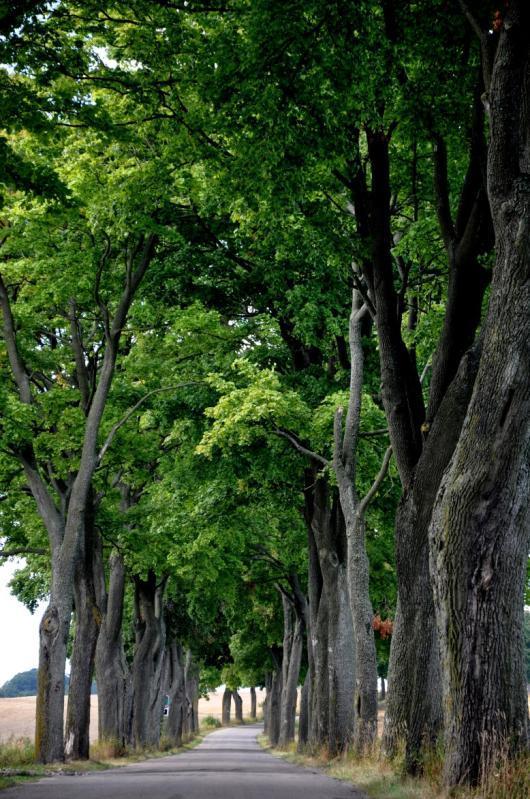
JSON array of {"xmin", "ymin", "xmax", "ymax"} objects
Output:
[
  {"xmin": 221, "ymin": 687, "xmax": 231, "ymax": 726},
  {"xmin": 165, "ymin": 641, "xmax": 185, "ymax": 747},
  {"xmin": 311, "ymin": 479, "xmax": 355, "ymax": 755},
  {"xmin": 64, "ymin": 511, "xmax": 99, "ymax": 760},
  {"xmin": 383, "ymin": 344, "xmax": 481, "ymax": 769},
  {"xmin": 279, "ymin": 594, "xmax": 303, "ymax": 746},
  {"xmin": 332, "ymin": 290, "xmax": 387, "ymax": 753},
  {"xmin": 263, "ymin": 673, "xmax": 271, "ymax": 735},
  {"xmin": 130, "ymin": 572, "xmax": 166, "ymax": 748},
  {"xmin": 297, "ymin": 671, "xmax": 310, "ymax": 748},
  {"xmin": 94, "ymin": 549, "xmax": 131, "ymax": 749},
  {"xmin": 250, "ymin": 686, "xmax": 257, "ymax": 720},
  {"xmin": 429, "ymin": 6, "xmax": 530, "ymax": 786},
  {"xmin": 233, "ymin": 690, "xmax": 243, "ymax": 723},
  {"xmin": 268, "ymin": 661, "xmax": 282, "ymax": 747}
]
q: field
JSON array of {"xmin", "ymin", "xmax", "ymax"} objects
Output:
[{"xmin": 0, "ymin": 687, "xmax": 266, "ymax": 743}]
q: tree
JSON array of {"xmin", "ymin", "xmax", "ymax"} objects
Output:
[{"xmin": 429, "ymin": 1, "xmax": 530, "ymax": 786}]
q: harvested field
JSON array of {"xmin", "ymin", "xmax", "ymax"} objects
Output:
[{"xmin": 0, "ymin": 687, "xmax": 266, "ymax": 743}]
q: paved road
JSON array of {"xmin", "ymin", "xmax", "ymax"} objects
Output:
[{"xmin": 3, "ymin": 725, "xmax": 365, "ymax": 799}]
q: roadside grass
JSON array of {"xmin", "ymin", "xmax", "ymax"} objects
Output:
[
  {"xmin": 0, "ymin": 727, "xmax": 209, "ymax": 790},
  {"xmin": 259, "ymin": 736, "xmax": 530, "ymax": 799}
]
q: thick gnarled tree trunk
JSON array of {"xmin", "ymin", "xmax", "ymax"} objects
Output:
[
  {"xmin": 94, "ymin": 550, "xmax": 131, "ymax": 748},
  {"xmin": 429, "ymin": 6, "xmax": 530, "ymax": 785},
  {"xmin": 310, "ymin": 479, "xmax": 355, "ymax": 755},
  {"xmin": 64, "ymin": 514, "xmax": 99, "ymax": 760},
  {"xmin": 131, "ymin": 572, "xmax": 166, "ymax": 748},
  {"xmin": 279, "ymin": 594, "xmax": 303, "ymax": 746},
  {"xmin": 222, "ymin": 687, "xmax": 231, "ymax": 725},
  {"xmin": 250, "ymin": 686, "xmax": 257, "ymax": 720},
  {"xmin": 165, "ymin": 641, "xmax": 186, "ymax": 746}
]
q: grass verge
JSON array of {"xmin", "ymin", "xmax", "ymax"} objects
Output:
[
  {"xmin": 0, "ymin": 728, "xmax": 209, "ymax": 791},
  {"xmin": 258, "ymin": 736, "xmax": 530, "ymax": 799}
]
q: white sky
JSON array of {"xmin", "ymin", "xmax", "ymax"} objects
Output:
[{"xmin": 0, "ymin": 560, "xmax": 45, "ymax": 685}]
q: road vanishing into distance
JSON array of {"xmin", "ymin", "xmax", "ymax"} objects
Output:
[{"xmin": 3, "ymin": 725, "xmax": 366, "ymax": 799}]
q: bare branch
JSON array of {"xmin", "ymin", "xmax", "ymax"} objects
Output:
[
  {"xmin": 97, "ymin": 383, "xmax": 201, "ymax": 465},
  {"xmin": 358, "ymin": 445, "xmax": 393, "ymax": 517},
  {"xmin": 432, "ymin": 135, "xmax": 455, "ymax": 249},
  {"xmin": 0, "ymin": 273, "xmax": 33, "ymax": 404},
  {"xmin": 458, "ymin": 0, "xmax": 485, "ymax": 40},
  {"xmin": 359, "ymin": 428, "xmax": 389, "ymax": 439},
  {"xmin": 69, "ymin": 299, "xmax": 90, "ymax": 412},
  {"xmin": 0, "ymin": 546, "xmax": 47, "ymax": 558},
  {"xmin": 273, "ymin": 428, "xmax": 329, "ymax": 467},
  {"xmin": 340, "ymin": 288, "xmax": 368, "ymax": 473}
]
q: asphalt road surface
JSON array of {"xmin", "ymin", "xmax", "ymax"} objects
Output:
[{"xmin": 3, "ymin": 725, "xmax": 366, "ymax": 799}]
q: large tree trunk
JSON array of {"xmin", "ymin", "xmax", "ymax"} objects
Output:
[
  {"xmin": 35, "ymin": 571, "xmax": 72, "ymax": 764},
  {"xmin": 165, "ymin": 641, "xmax": 185, "ymax": 747},
  {"xmin": 268, "ymin": 662, "xmax": 282, "ymax": 747},
  {"xmin": 311, "ymin": 479, "xmax": 355, "ymax": 755},
  {"xmin": 221, "ymin": 687, "xmax": 231, "ymax": 726},
  {"xmin": 130, "ymin": 572, "xmax": 166, "ymax": 748},
  {"xmin": 332, "ymin": 291, "xmax": 383, "ymax": 754},
  {"xmin": 233, "ymin": 691, "xmax": 243, "ymax": 723},
  {"xmin": 250, "ymin": 686, "xmax": 257, "ymax": 720},
  {"xmin": 363, "ymin": 95, "xmax": 491, "ymax": 770},
  {"xmin": 279, "ymin": 595, "xmax": 303, "ymax": 746},
  {"xmin": 64, "ymin": 514, "xmax": 99, "ymax": 760},
  {"xmin": 298, "ymin": 671, "xmax": 310, "ymax": 747},
  {"xmin": 94, "ymin": 550, "xmax": 131, "ymax": 748},
  {"xmin": 429, "ymin": 7, "xmax": 530, "ymax": 786},
  {"xmin": 263, "ymin": 673, "xmax": 271, "ymax": 736},
  {"xmin": 383, "ymin": 344, "xmax": 481, "ymax": 769},
  {"xmin": 183, "ymin": 651, "xmax": 199, "ymax": 735}
]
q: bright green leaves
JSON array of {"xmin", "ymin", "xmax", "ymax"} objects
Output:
[{"xmin": 198, "ymin": 359, "xmax": 310, "ymax": 456}]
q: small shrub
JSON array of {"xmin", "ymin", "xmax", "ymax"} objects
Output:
[
  {"xmin": 0, "ymin": 737, "xmax": 35, "ymax": 768},
  {"xmin": 158, "ymin": 736, "xmax": 175, "ymax": 752},
  {"xmin": 90, "ymin": 738, "xmax": 128, "ymax": 760},
  {"xmin": 479, "ymin": 752, "xmax": 530, "ymax": 799},
  {"xmin": 202, "ymin": 716, "xmax": 222, "ymax": 728}
]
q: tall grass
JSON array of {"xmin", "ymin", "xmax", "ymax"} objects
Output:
[
  {"xmin": 0, "ymin": 737, "xmax": 35, "ymax": 768},
  {"xmin": 262, "ymin": 734, "xmax": 530, "ymax": 799}
]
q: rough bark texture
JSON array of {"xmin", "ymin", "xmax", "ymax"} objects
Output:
[
  {"xmin": 131, "ymin": 572, "xmax": 166, "ymax": 748},
  {"xmin": 165, "ymin": 641, "xmax": 185, "ymax": 746},
  {"xmin": 181, "ymin": 651, "xmax": 199, "ymax": 736},
  {"xmin": 222, "ymin": 687, "xmax": 232, "ymax": 726},
  {"xmin": 310, "ymin": 479, "xmax": 355, "ymax": 755},
  {"xmin": 35, "ymin": 586, "xmax": 70, "ymax": 764},
  {"xmin": 357, "ymin": 67, "xmax": 491, "ymax": 769},
  {"xmin": 64, "ymin": 512, "xmax": 99, "ymax": 760},
  {"xmin": 298, "ymin": 671, "xmax": 310, "ymax": 748},
  {"xmin": 263, "ymin": 673, "xmax": 271, "ymax": 736},
  {"xmin": 429, "ymin": 6, "xmax": 530, "ymax": 786},
  {"xmin": 279, "ymin": 595, "xmax": 303, "ymax": 746},
  {"xmin": 333, "ymin": 291, "xmax": 385, "ymax": 753},
  {"xmin": 233, "ymin": 691, "xmax": 243, "ymax": 723},
  {"xmin": 94, "ymin": 549, "xmax": 131, "ymax": 748},
  {"xmin": 250, "ymin": 686, "xmax": 257, "ymax": 720},
  {"xmin": 265, "ymin": 650, "xmax": 283, "ymax": 747}
]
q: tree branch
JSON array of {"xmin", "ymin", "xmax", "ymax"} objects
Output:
[
  {"xmin": 69, "ymin": 299, "xmax": 90, "ymax": 413},
  {"xmin": 97, "ymin": 383, "xmax": 201, "ymax": 465},
  {"xmin": 273, "ymin": 428, "xmax": 329, "ymax": 467},
  {"xmin": 432, "ymin": 135, "xmax": 455, "ymax": 249},
  {"xmin": 358, "ymin": 445, "xmax": 393, "ymax": 517},
  {"xmin": 0, "ymin": 272, "xmax": 33, "ymax": 404},
  {"xmin": 0, "ymin": 546, "xmax": 47, "ymax": 558}
]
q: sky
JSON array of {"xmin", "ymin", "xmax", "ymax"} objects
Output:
[{"xmin": 0, "ymin": 560, "xmax": 44, "ymax": 685}]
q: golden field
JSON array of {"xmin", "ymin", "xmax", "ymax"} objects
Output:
[{"xmin": 0, "ymin": 687, "xmax": 266, "ymax": 742}]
